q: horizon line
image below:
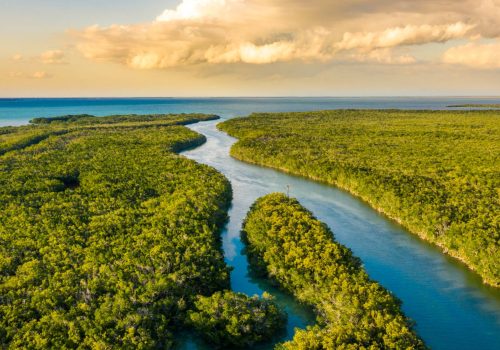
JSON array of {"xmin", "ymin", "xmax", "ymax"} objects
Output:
[{"xmin": 1, "ymin": 95, "xmax": 500, "ymax": 99}]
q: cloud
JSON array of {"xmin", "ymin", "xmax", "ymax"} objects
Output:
[
  {"xmin": 442, "ymin": 41, "xmax": 500, "ymax": 69},
  {"xmin": 156, "ymin": 0, "xmax": 242, "ymax": 22},
  {"xmin": 11, "ymin": 54, "xmax": 24, "ymax": 62},
  {"xmin": 32, "ymin": 71, "xmax": 52, "ymax": 79},
  {"xmin": 345, "ymin": 49, "xmax": 417, "ymax": 65},
  {"xmin": 74, "ymin": 0, "xmax": 500, "ymax": 70},
  {"xmin": 9, "ymin": 71, "xmax": 53, "ymax": 79},
  {"xmin": 10, "ymin": 50, "xmax": 66, "ymax": 65},
  {"xmin": 335, "ymin": 23, "xmax": 474, "ymax": 51},
  {"xmin": 40, "ymin": 50, "xmax": 66, "ymax": 64}
]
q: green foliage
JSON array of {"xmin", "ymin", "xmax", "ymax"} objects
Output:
[
  {"xmin": 30, "ymin": 114, "xmax": 96, "ymax": 124},
  {"xmin": 29, "ymin": 113, "xmax": 219, "ymax": 126},
  {"xmin": 219, "ymin": 110, "xmax": 500, "ymax": 287},
  {"xmin": 1, "ymin": 113, "xmax": 219, "ymax": 156},
  {"xmin": 0, "ymin": 114, "xmax": 232, "ymax": 349},
  {"xmin": 0, "ymin": 125, "xmax": 66, "ymax": 156},
  {"xmin": 188, "ymin": 290, "xmax": 287, "ymax": 348},
  {"xmin": 243, "ymin": 193, "xmax": 425, "ymax": 349}
]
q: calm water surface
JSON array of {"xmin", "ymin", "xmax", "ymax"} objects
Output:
[
  {"xmin": 182, "ymin": 121, "xmax": 500, "ymax": 350},
  {"xmin": 2, "ymin": 97, "xmax": 500, "ymax": 349},
  {"xmin": 3, "ymin": 96, "xmax": 500, "ymax": 126}
]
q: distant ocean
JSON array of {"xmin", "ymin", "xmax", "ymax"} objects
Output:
[{"xmin": 1, "ymin": 97, "xmax": 500, "ymax": 126}]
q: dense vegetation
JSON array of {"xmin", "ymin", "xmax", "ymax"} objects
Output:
[
  {"xmin": 243, "ymin": 193, "xmax": 425, "ymax": 349},
  {"xmin": 29, "ymin": 113, "xmax": 219, "ymax": 126},
  {"xmin": 219, "ymin": 110, "xmax": 500, "ymax": 287},
  {"xmin": 0, "ymin": 113, "xmax": 219, "ymax": 156},
  {"xmin": 0, "ymin": 125, "xmax": 66, "ymax": 156},
  {"xmin": 0, "ymin": 114, "xmax": 236, "ymax": 348},
  {"xmin": 188, "ymin": 291, "xmax": 287, "ymax": 348}
]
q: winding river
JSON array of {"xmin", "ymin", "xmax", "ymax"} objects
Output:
[{"xmin": 181, "ymin": 120, "xmax": 500, "ymax": 350}]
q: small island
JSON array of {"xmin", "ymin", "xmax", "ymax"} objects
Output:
[{"xmin": 448, "ymin": 104, "xmax": 500, "ymax": 108}]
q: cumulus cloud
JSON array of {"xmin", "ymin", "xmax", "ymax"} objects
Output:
[
  {"xmin": 442, "ymin": 41, "xmax": 500, "ymax": 69},
  {"xmin": 156, "ymin": 0, "xmax": 242, "ymax": 22},
  {"xmin": 40, "ymin": 50, "xmax": 66, "ymax": 64},
  {"xmin": 74, "ymin": 0, "xmax": 500, "ymax": 70}
]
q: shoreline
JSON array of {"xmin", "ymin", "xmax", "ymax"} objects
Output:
[{"xmin": 223, "ymin": 141, "xmax": 497, "ymax": 289}]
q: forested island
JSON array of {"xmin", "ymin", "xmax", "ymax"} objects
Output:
[
  {"xmin": 243, "ymin": 193, "xmax": 425, "ymax": 349},
  {"xmin": 0, "ymin": 114, "xmax": 285, "ymax": 349},
  {"xmin": 219, "ymin": 110, "xmax": 500, "ymax": 287}
]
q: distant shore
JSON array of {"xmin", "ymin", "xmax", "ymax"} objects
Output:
[{"xmin": 448, "ymin": 103, "xmax": 500, "ymax": 108}]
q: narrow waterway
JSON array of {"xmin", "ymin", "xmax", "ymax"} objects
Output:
[{"xmin": 180, "ymin": 120, "xmax": 500, "ymax": 350}]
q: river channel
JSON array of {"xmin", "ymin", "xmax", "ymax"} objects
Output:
[{"xmin": 180, "ymin": 119, "xmax": 500, "ymax": 350}]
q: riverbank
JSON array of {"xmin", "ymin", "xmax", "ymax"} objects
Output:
[
  {"xmin": 222, "ymin": 150, "xmax": 496, "ymax": 287},
  {"xmin": 183, "ymin": 120, "xmax": 500, "ymax": 350},
  {"xmin": 218, "ymin": 110, "xmax": 500, "ymax": 288},
  {"xmin": 243, "ymin": 193, "xmax": 426, "ymax": 348}
]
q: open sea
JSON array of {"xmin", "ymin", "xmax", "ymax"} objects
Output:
[{"xmin": 2, "ymin": 96, "xmax": 500, "ymax": 126}]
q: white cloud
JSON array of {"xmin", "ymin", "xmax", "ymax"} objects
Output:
[
  {"xmin": 442, "ymin": 41, "xmax": 500, "ymax": 69},
  {"xmin": 156, "ymin": 0, "xmax": 241, "ymax": 22}
]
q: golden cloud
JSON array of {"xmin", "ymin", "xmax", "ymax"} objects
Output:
[
  {"xmin": 74, "ymin": 0, "xmax": 500, "ymax": 70},
  {"xmin": 345, "ymin": 49, "xmax": 416, "ymax": 65},
  {"xmin": 11, "ymin": 54, "xmax": 24, "ymax": 62},
  {"xmin": 442, "ymin": 41, "xmax": 500, "ymax": 69},
  {"xmin": 9, "ymin": 71, "xmax": 52, "ymax": 79},
  {"xmin": 40, "ymin": 50, "xmax": 66, "ymax": 65},
  {"xmin": 335, "ymin": 23, "xmax": 474, "ymax": 51}
]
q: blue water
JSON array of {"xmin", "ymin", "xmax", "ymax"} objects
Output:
[
  {"xmin": 181, "ymin": 121, "xmax": 500, "ymax": 350},
  {"xmin": 2, "ymin": 96, "xmax": 500, "ymax": 126},
  {"xmin": 2, "ymin": 97, "xmax": 500, "ymax": 349}
]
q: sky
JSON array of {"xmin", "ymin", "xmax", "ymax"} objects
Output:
[{"xmin": 1, "ymin": 0, "xmax": 500, "ymax": 97}]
